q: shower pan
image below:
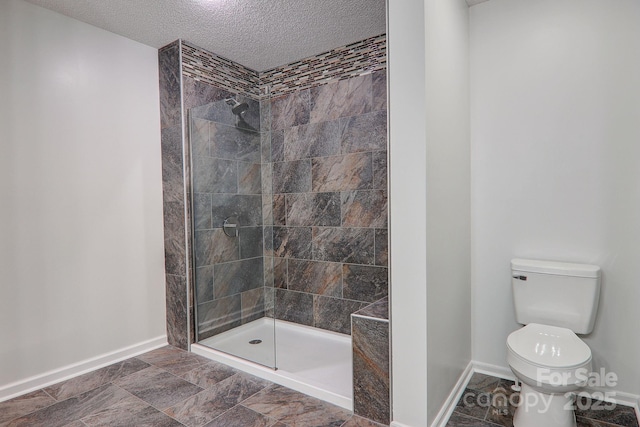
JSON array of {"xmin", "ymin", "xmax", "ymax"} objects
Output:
[{"xmin": 187, "ymin": 95, "xmax": 352, "ymax": 409}]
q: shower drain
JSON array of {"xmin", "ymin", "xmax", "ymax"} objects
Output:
[{"xmin": 249, "ymin": 339, "xmax": 262, "ymax": 345}]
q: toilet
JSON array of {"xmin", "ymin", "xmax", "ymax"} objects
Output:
[{"xmin": 507, "ymin": 258, "xmax": 601, "ymax": 427}]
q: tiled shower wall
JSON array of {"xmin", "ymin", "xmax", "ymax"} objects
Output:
[
  {"xmin": 159, "ymin": 35, "xmax": 387, "ymax": 347},
  {"xmin": 264, "ymin": 70, "xmax": 389, "ymax": 335},
  {"xmin": 190, "ymin": 97, "xmax": 268, "ymax": 340}
]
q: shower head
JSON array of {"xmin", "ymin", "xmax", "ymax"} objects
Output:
[
  {"xmin": 232, "ymin": 102, "xmax": 249, "ymax": 116},
  {"xmin": 225, "ymin": 98, "xmax": 249, "ymax": 116}
]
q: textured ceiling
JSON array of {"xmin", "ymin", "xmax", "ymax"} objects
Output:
[{"xmin": 24, "ymin": 0, "xmax": 387, "ymax": 72}]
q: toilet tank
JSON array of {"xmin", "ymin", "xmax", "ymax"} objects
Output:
[{"xmin": 511, "ymin": 259, "xmax": 601, "ymax": 334}]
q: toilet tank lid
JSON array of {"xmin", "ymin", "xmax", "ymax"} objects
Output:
[{"xmin": 511, "ymin": 259, "xmax": 600, "ymax": 278}]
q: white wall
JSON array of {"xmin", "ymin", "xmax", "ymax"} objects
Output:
[
  {"xmin": 389, "ymin": 0, "xmax": 429, "ymax": 423},
  {"xmin": 424, "ymin": 0, "xmax": 471, "ymax": 423},
  {"xmin": 471, "ymin": 0, "xmax": 640, "ymax": 398},
  {"xmin": 0, "ymin": 0, "xmax": 166, "ymax": 391},
  {"xmin": 389, "ymin": 0, "xmax": 471, "ymax": 425}
]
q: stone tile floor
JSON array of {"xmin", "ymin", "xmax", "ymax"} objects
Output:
[
  {"xmin": 0, "ymin": 346, "xmax": 386, "ymax": 427},
  {"xmin": 446, "ymin": 373, "xmax": 640, "ymax": 427}
]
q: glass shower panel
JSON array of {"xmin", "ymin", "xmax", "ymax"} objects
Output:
[{"xmin": 189, "ymin": 95, "xmax": 275, "ymax": 369}]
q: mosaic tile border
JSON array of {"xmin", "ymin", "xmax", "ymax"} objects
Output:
[
  {"xmin": 180, "ymin": 34, "xmax": 387, "ymax": 100},
  {"xmin": 181, "ymin": 41, "xmax": 261, "ymax": 99},
  {"xmin": 261, "ymin": 33, "xmax": 387, "ymax": 98}
]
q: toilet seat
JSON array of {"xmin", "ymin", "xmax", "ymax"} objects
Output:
[{"xmin": 507, "ymin": 323, "xmax": 592, "ymax": 389}]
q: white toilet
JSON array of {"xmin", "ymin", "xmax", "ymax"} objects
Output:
[{"xmin": 507, "ymin": 258, "xmax": 601, "ymax": 427}]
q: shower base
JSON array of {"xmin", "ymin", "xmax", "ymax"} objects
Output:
[{"xmin": 191, "ymin": 318, "xmax": 352, "ymax": 410}]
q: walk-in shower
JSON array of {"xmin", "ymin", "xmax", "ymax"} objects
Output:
[{"xmin": 187, "ymin": 92, "xmax": 354, "ymax": 408}]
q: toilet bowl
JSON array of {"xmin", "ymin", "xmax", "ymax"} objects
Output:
[
  {"xmin": 507, "ymin": 259, "xmax": 601, "ymax": 427},
  {"xmin": 507, "ymin": 323, "xmax": 592, "ymax": 427}
]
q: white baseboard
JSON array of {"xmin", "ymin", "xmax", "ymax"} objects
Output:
[
  {"xmin": 430, "ymin": 362, "xmax": 475, "ymax": 427},
  {"xmin": 390, "ymin": 422, "xmax": 413, "ymax": 427},
  {"xmin": 0, "ymin": 335, "xmax": 167, "ymax": 402}
]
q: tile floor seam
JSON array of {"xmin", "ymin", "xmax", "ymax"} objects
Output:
[{"xmin": 2, "ymin": 388, "xmax": 59, "ymax": 425}]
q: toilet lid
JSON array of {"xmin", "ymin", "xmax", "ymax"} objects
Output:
[{"xmin": 507, "ymin": 323, "xmax": 591, "ymax": 368}]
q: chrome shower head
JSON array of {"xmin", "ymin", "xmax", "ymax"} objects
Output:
[{"xmin": 225, "ymin": 98, "xmax": 249, "ymax": 116}]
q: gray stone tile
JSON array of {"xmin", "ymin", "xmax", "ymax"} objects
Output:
[
  {"xmin": 194, "ymin": 193, "xmax": 212, "ymax": 231},
  {"xmin": 273, "ymin": 257, "xmax": 287, "ymax": 289},
  {"xmin": 286, "ymin": 192, "xmax": 341, "ymax": 227},
  {"xmin": 312, "ymin": 227, "xmax": 375, "ymax": 265},
  {"xmin": 196, "ymin": 265, "xmax": 214, "ymax": 304},
  {"xmin": 341, "ymin": 190, "xmax": 387, "ymax": 228},
  {"xmin": 113, "ymin": 366, "xmax": 203, "ymax": 411},
  {"xmin": 260, "ymin": 99, "xmax": 272, "ymax": 138},
  {"xmin": 260, "ymin": 132, "xmax": 271, "ymax": 163},
  {"xmin": 6, "ymin": 384, "xmax": 130, "ymax": 427},
  {"xmin": 191, "ymin": 99, "xmax": 234, "ymax": 128},
  {"xmin": 210, "ymin": 123, "xmax": 261, "ymax": 163},
  {"xmin": 183, "ymin": 76, "xmax": 230, "ymax": 111},
  {"xmin": 312, "ymin": 153, "xmax": 373, "ymax": 192},
  {"xmin": 163, "ymin": 201, "xmax": 187, "ymax": 275},
  {"xmin": 211, "ymin": 194, "xmax": 263, "ymax": 228},
  {"xmin": 238, "ymin": 162, "xmax": 262, "ymax": 195},
  {"xmin": 163, "ymin": 373, "xmax": 269, "ymax": 427},
  {"xmin": 80, "ymin": 394, "xmax": 182, "ymax": 427},
  {"xmin": 204, "ymin": 404, "xmax": 273, "ymax": 427},
  {"xmin": 44, "ymin": 358, "xmax": 150, "ymax": 401},
  {"xmin": 352, "ymin": 315, "xmax": 390, "ymax": 424},
  {"xmin": 165, "ymin": 275, "xmax": 189, "ymax": 349},
  {"xmin": 467, "ymin": 373, "xmax": 501, "ymax": 393},
  {"xmin": 576, "ymin": 416, "xmax": 629, "ymax": 427},
  {"xmin": 287, "ymin": 259, "xmax": 342, "ymax": 297},
  {"xmin": 446, "ymin": 412, "xmax": 495, "ymax": 427},
  {"xmin": 197, "ymin": 295, "xmax": 242, "ymax": 338},
  {"xmin": 373, "ymin": 151, "xmax": 387, "ymax": 190},
  {"xmin": 342, "ymin": 415, "xmax": 388, "ymax": 427},
  {"xmin": 283, "ymin": 120, "xmax": 341, "ymax": 161},
  {"xmin": 190, "ymin": 117, "xmax": 210, "ymax": 158},
  {"xmin": 355, "ymin": 297, "xmax": 389, "ymax": 320},
  {"xmin": 374, "ymin": 229, "xmax": 388, "ymax": 267},
  {"xmin": 271, "ymin": 90, "xmax": 311, "ymax": 131},
  {"xmin": 309, "ymin": 75, "xmax": 372, "ymax": 123},
  {"xmin": 213, "ymin": 258, "xmax": 264, "ymax": 299},
  {"xmin": 243, "ymin": 384, "xmax": 351, "ymax": 427},
  {"xmin": 263, "ymin": 226, "xmax": 274, "ymax": 256},
  {"xmin": 0, "ymin": 390, "xmax": 55, "ymax": 424},
  {"xmin": 343, "ymin": 265, "xmax": 388, "ymax": 303},
  {"xmin": 159, "ymin": 43, "xmax": 182, "ymax": 130},
  {"xmin": 454, "ymin": 388, "xmax": 491, "ymax": 420},
  {"xmin": 239, "ymin": 227, "xmax": 264, "ymax": 259},
  {"xmin": 339, "ymin": 111, "xmax": 387, "ymax": 155},
  {"xmin": 576, "ymin": 398, "xmax": 640, "ymax": 427},
  {"xmin": 241, "ymin": 288, "xmax": 265, "ymax": 324},
  {"xmin": 271, "ymin": 130, "xmax": 285, "ymax": 163},
  {"xmin": 262, "ymin": 194, "xmax": 273, "ymax": 226},
  {"xmin": 314, "ymin": 296, "xmax": 365, "ymax": 335},
  {"xmin": 195, "ymin": 228, "xmax": 239, "ymax": 267},
  {"xmin": 273, "ymin": 226, "xmax": 312, "ymax": 259},
  {"xmin": 137, "ymin": 346, "xmax": 210, "ymax": 377},
  {"xmin": 272, "ymin": 195, "xmax": 286, "ymax": 226},
  {"xmin": 161, "ymin": 126, "xmax": 185, "ymax": 204},
  {"xmin": 371, "ymin": 70, "xmax": 387, "ymax": 112},
  {"xmin": 274, "ymin": 289, "xmax": 314, "ymax": 326},
  {"xmin": 272, "ymin": 160, "xmax": 312, "ymax": 194},
  {"xmin": 263, "ymin": 256, "xmax": 275, "ymax": 288},
  {"xmin": 193, "ymin": 157, "xmax": 238, "ymax": 194},
  {"xmin": 179, "ymin": 361, "xmax": 237, "ymax": 390},
  {"xmin": 261, "ymin": 163, "xmax": 273, "ymax": 195}
]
